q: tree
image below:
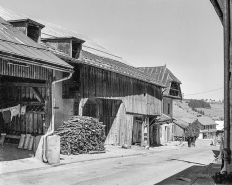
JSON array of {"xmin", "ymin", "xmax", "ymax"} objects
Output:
[
  {"xmin": 185, "ymin": 121, "xmax": 200, "ymax": 147},
  {"xmin": 188, "ymin": 99, "xmax": 211, "ymax": 109}
]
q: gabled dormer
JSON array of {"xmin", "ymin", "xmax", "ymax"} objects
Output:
[
  {"xmin": 168, "ymin": 81, "xmax": 182, "ymax": 98},
  {"xmin": 41, "ymin": 37, "xmax": 85, "ymax": 60},
  {"xmin": 8, "ymin": 19, "xmax": 45, "ymax": 43},
  {"xmin": 138, "ymin": 65, "xmax": 182, "ymax": 99}
]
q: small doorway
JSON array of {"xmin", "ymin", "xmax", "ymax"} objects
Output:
[{"xmin": 132, "ymin": 117, "xmax": 142, "ymax": 145}]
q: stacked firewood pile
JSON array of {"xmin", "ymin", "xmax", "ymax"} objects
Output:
[{"xmin": 54, "ymin": 116, "xmax": 106, "ymax": 155}]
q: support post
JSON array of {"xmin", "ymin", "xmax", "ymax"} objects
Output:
[
  {"xmin": 44, "ymin": 69, "xmax": 53, "ymax": 133},
  {"xmin": 223, "ymin": 0, "xmax": 231, "ymax": 172},
  {"xmin": 147, "ymin": 117, "xmax": 150, "ymax": 146}
]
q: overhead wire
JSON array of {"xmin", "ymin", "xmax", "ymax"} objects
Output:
[{"xmin": 184, "ymin": 87, "xmax": 223, "ymax": 96}]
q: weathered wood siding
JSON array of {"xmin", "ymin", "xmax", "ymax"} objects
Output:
[
  {"xmin": 0, "ymin": 58, "xmax": 49, "ymax": 80},
  {"xmin": 67, "ymin": 64, "xmax": 162, "ymax": 116},
  {"xmin": 163, "ymin": 97, "xmax": 173, "ymax": 117},
  {"xmin": 62, "ymin": 64, "xmax": 163, "ymax": 145},
  {"xmin": 100, "ymin": 102, "xmax": 133, "ymax": 146},
  {"xmin": 80, "ymin": 98, "xmax": 133, "ymax": 145},
  {"xmin": 0, "ymin": 82, "xmax": 46, "ymax": 135}
]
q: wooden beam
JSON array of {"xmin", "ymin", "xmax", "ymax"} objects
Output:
[
  {"xmin": 30, "ymin": 87, "xmax": 45, "ymax": 103},
  {"xmin": 4, "ymin": 82, "xmax": 46, "ymax": 88},
  {"xmin": 210, "ymin": 0, "xmax": 223, "ymax": 24}
]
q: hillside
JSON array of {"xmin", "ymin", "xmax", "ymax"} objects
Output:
[
  {"xmin": 196, "ymin": 103, "xmax": 223, "ymax": 118},
  {"xmin": 174, "ymin": 100, "xmax": 224, "ymax": 120}
]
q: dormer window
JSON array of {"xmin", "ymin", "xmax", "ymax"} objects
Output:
[
  {"xmin": 41, "ymin": 37, "xmax": 85, "ymax": 59},
  {"xmin": 8, "ymin": 19, "xmax": 44, "ymax": 43},
  {"xmin": 169, "ymin": 82, "xmax": 180, "ymax": 97}
]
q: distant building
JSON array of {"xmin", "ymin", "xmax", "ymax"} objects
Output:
[
  {"xmin": 197, "ymin": 117, "xmax": 217, "ymax": 139},
  {"xmin": 215, "ymin": 121, "xmax": 224, "ymax": 136}
]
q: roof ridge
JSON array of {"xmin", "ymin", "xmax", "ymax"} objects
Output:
[{"xmin": 138, "ymin": 65, "xmax": 166, "ymax": 69}]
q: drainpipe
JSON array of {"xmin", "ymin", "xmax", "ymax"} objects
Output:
[
  {"xmin": 43, "ymin": 71, "xmax": 73, "ymax": 163},
  {"xmin": 223, "ymin": 0, "xmax": 231, "ymax": 173}
]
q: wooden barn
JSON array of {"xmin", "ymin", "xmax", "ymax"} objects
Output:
[
  {"xmin": 0, "ymin": 6, "xmax": 165, "ymax": 147},
  {"xmin": 0, "ymin": 17, "xmax": 73, "ymax": 145},
  {"xmin": 41, "ymin": 32, "xmax": 165, "ymax": 147},
  {"xmin": 139, "ymin": 65, "xmax": 182, "ymax": 145}
]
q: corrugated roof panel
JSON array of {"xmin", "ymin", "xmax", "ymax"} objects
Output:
[
  {"xmin": 158, "ymin": 67, "xmax": 165, "ymax": 82},
  {"xmin": 0, "ymin": 16, "xmax": 72, "ymax": 71},
  {"xmin": 162, "ymin": 70, "xmax": 169, "ymax": 85},
  {"xmin": 0, "ymin": 6, "xmax": 28, "ymax": 20},
  {"xmin": 0, "ymin": 6, "xmax": 166, "ymax": 85},
  {"xmin": 0, "ymin": 6, "xmax": 132, "ymax": 66},
  {"xmin": 153, "ymin": 67, "xmax": 161, "ymax": 81}
]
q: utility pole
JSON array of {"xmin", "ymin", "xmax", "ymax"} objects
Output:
[{"xmin": 223, "ymin": 0, "xmax": 231, "ymax": 173}]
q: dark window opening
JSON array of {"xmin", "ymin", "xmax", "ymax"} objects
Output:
[
  {"xmin": 169, "ymin": 82, "xmax": 180, "ymax": 97},
  {"xmin": 72, "ymin": 41, "xmax": 82, "ymax": 59},
  {"xmin": 63, "ymin": 67, "xmax": 81, "ymax": 99},
  {"xmin": 168, "ymin": 103, "xmax": 170, "ymax": 115},
  {"xmin": 27, "ymin": 24, "xmax": 40, "ymax": 42}
]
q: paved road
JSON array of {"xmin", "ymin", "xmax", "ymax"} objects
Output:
[{"xmin": 0, "ymin": 140, "xmax": 218, "ymax": 185}]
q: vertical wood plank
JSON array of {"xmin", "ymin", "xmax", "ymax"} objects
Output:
[
  {"xmin": 34, "ymin": 113, "xmax": 38, "ymax": 134},
  {"xmin": 37, "ymin": 113, "xmax": 43, "ymax": 135}
]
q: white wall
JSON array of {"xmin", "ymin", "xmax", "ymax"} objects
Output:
[
  {"xmin": 198, "ymin": 133, "xmax": 203, "ymax": 139},
  {"xmin": 53, "ymin": 71, "xmax": 75, "ymax": 130},
  {"xmin": 215, "ymin": 121, "xmax": 224, "ymax": 131}
]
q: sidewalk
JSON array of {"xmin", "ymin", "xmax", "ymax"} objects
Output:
[{"xmin": 0, "ymin": 143, "xmax": 181, "ymax": 175}]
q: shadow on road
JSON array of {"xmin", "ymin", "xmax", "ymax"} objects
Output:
[
  {"xmin": 167, "ymin": 159, "xmax": 206, "ymax": 166},
  {"xmin": 155, "ymin": 165, "xmax": 214, "ymax": 185}
]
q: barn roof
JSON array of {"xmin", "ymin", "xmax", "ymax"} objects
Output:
[
  {"xmin": 139, "ymin": 66, "xmax": 182, "ymax": 97},
  {"xmin": 81, "ymin": 51, "xmax": 165, "ymax": 87},
  {"xmin": 0, "ymin": 17, "xmax": 73, "ymax": 72},
  {"xmin": 0, "ymin": 6, "xmax": 128, "ymax": 65},
  {"xmin": 197, "ymin": 116, "xmax": 217, "ymax": 126},
  {"xmin": 0, "ymin": 6, "xmax": 165, "ymax": 87},
  {"xmin": 138, "ymin": 66, "xmax": 181, "ymax": 86}
]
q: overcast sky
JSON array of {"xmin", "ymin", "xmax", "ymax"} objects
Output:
[{"xmin": 1, "ymin": 0, "xmax": 223, "ymax": 100}]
